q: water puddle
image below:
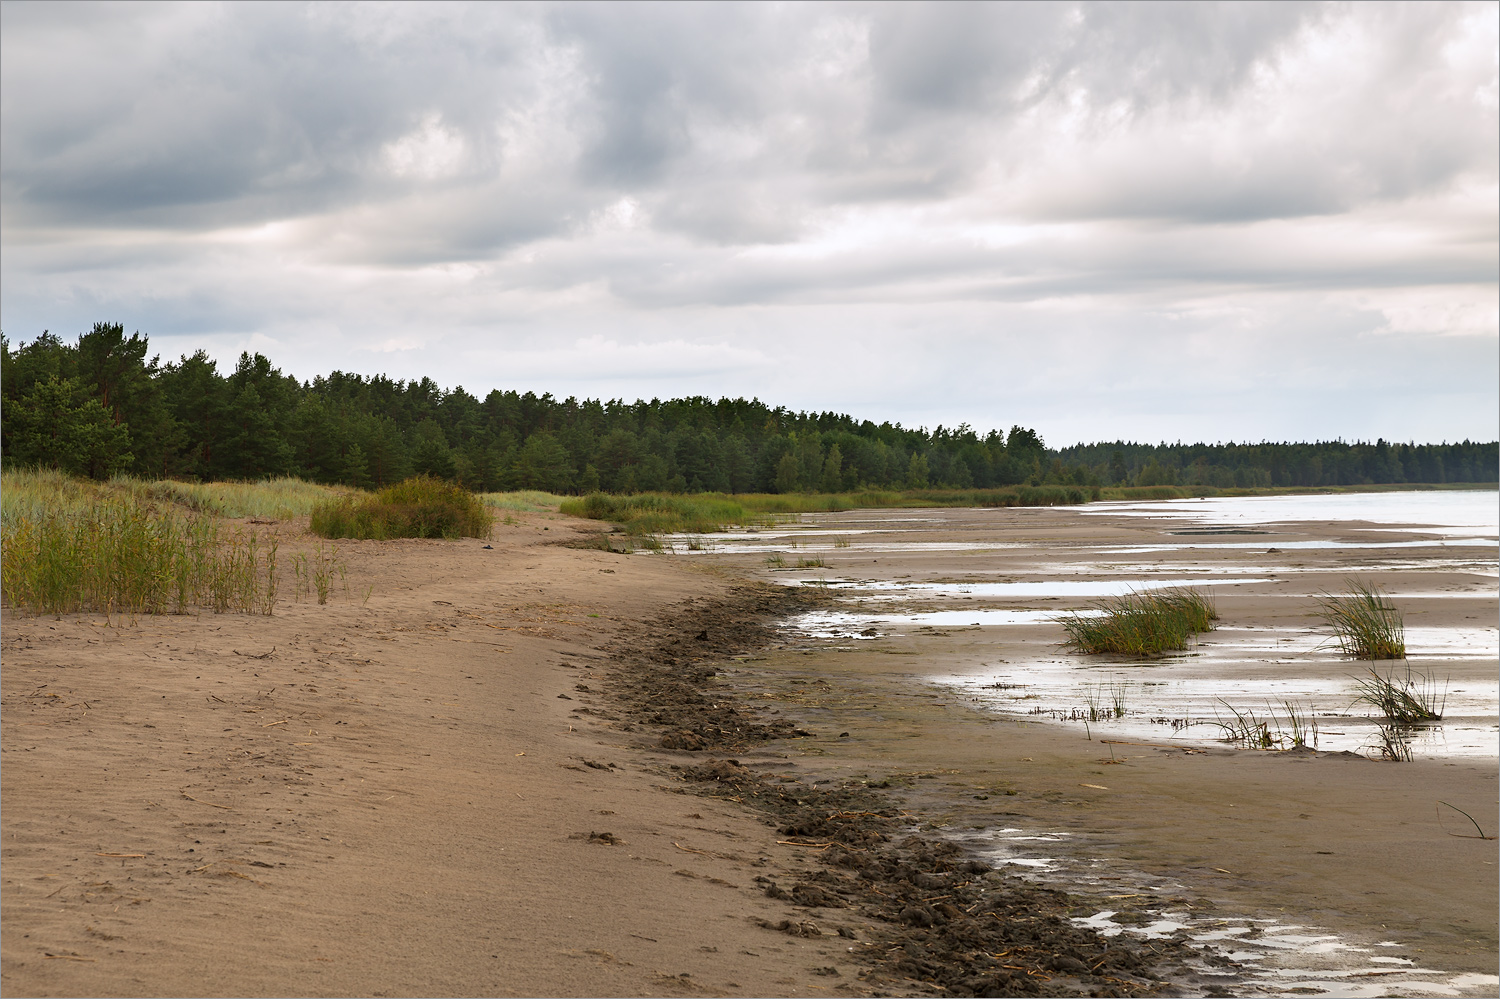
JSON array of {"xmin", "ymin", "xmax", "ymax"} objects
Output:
[
  {"xmin": 663, "ymin": 539, "xmax": 1027, "ymax": 554},
  {"xmin": 1100, "ymin": 538, "xmax": 1496, "ymax": 553},
  {"xmin": 785, "ymin": 608, "xmax": 1082, "ymax": 637},
  {"xmin": 1075, "ymin": 907, "xmax": 1497, "ymax": 997},
  {"xmin": 1079, "ymin": 491, "xmax": 1500, "ymax": 541},
  {"xmin": 949, "ymin": 822, "xmax": 1499, "ymax": 997},
  {"xmin": 774, "ymin": 577, "xmax": 1270, "ymax": 598},
  {"xmin": 930, "ymin": 634, "xmax": 1500, "ymax": 757}
]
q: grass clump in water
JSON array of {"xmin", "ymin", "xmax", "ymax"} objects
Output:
[
  {"xmin": 1060, "ymin": 588, "xmax": 1217, "ymax": 657},
  {"xmin": 1352, "ymin": 664, "xmax": 1445, "ymax": 724},
  {"xmin": 310, "ymin": 475, "xmax": 492, "ymax": 540},
  {"xmin": 1214, "ymin": 700, "xmax": 1319, "ymax": 751},
  {"xmin": 1317, "ymin": 580, "xmax": 1405, "ymax": 660}
]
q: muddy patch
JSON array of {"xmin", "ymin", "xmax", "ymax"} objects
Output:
[{"xmin": 596, "ymin": 584, "xmax": 1232, "ymax": 997}]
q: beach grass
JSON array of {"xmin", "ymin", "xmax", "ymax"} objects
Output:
[
  {"xmin": 1213, "ymin": 700, "xmax": 1319, "ymax": 751},
  {"xmin": 1, "ymin": 496, "xmax": 279, "ymax": 616},
  {"xmin": 1318, "ymin": 580, "xmax": 1406, "ymax": 660},
  {"xmin": 1352, "ymin": 664, "xmax": 1445, "ymax": 723},
  {"xmin": 1, "ymin": 467, "xmax": 351, "ymax": 523},
  {"xmin": 560, "ymin": 485, "xmax": 1098, "ymax": 536},
  {"xmin": 310, "ymin": 475, "xmax": 492, "ymax": 540},
  {"xmin": 479, "ymin": 490, "xmax": 567, "ymax": 513},
  {"xmin": 1060, "ymin": 588, "xmax": 1217, "ymax": 657},
  {"xmin": 559, "ymin": 493, "xmax": 780, "ymax": 536}
]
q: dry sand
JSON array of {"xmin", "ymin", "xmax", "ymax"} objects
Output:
[
  {"xmin": 2, "ymin": 503, "xmax": 1496, "ymax": 997},
  {"xmin": 2, "ymin": 514, "xmax": 864, "ymax": 997}
]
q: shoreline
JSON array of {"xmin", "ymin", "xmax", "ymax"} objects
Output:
[
  {"xmin": 645, "ymin": 500, "xmax": 1498, "ymax": 995},
  {"xmin": 2, "ymin": 503, "xmax": 1495, "ymax": 998}
]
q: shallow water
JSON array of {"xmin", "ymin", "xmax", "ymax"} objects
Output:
[
  {"xmin": 954, "ymin": 821, "xmax": 1500, "ymax": 997},
  {"xmin": 754, "ymin": 491, "xmax": 1500, "ymax": 760},
  {"xmin": 1101, "ymin": 537, "xmax": 1494, "ymax": 553},
  {"xmin": 1082, "ymin": 490, "xmax": 1500, "ymax": 538},
  {"xmin": 777, "ymin": 576, "xmax": 1270, "ymax": 597},
  {"xmin": 734, "ymin": 494, "xmax": 1497, "ymax": 992}
]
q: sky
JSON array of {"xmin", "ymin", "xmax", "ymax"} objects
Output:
[{"xmin": 2, "ymin": 1, "xmax": 1496, "ymax": 446}]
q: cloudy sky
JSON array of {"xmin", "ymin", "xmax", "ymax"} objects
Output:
[{"xmin": 2, "ymin": 1, "xmax": 1495, "ymax": 445}]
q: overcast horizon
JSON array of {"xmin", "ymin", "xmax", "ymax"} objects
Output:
[{"xmin": 2, "ymin": 1, "xmax": 1496, "ymax": 447}]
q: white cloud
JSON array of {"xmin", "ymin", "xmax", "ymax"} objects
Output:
[
  {"xmin": 383, "ymin": 114, "xmax": 469, "ymax": 180},
  {"xmin": 1, "ymin": 1, "xmax": 1494, "ymax": 444}
]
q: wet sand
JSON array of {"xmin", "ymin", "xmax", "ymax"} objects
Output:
[
  {"xmin": 680, "ymin": 502, "xmax": 1498, "ymax": 995},
  {"xmin": 2, "ymin": 501, "xmax": 1496, "ymax": 997}
]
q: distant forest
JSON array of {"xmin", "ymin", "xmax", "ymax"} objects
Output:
[{"xmin": 3, "ymin": 324, "xmax": 1496, "ymax": 492}]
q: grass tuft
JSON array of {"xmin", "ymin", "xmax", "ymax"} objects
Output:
[
  {"xmin": 1060, "ymin": 588, "xmax": 1217, "ymax": 657},
  {"xmin": 1351, "ymin": 664, "xmax": 1445, "ymax": 724},
  {"xmin": 1213, "ymin": 700, "xmax": 1319, "ymax": 751},
  {"xmin": 1317, "ymin": 580, "xmax": 1405, "ymax": 660},
  {"xmin": 310, "ymin": 476, "xmax": 492, "ymax": 540}
]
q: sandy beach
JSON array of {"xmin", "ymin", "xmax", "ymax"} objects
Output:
[{"xmin": 2, "ymin": 500, "xmax": 1496, "ymax": 997}]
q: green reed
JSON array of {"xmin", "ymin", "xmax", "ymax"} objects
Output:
[
  {"xmin": 1060, "ymin": 588, "xmax": 1217, "ymax": 657},
  {"xmin": 1351, "ymin": 664, "xmax": 1444, "ymax": 724},
  {"xmin": 1317, "ymin": 580, "xmax": 1406, "ymax": 660}
]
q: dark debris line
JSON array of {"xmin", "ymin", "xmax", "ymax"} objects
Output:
[{"xmin": 593, "ymin": 584, "xmax": 1235, "ymax": 998}]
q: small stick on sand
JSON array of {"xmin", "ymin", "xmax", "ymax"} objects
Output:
[
  {"xmin": 1437, "ymin": 800, "xmax": 1495, "ymax": 839},
  {"xmin": 95, "ymin": 853, "xmax": 145, "ymax": 858},
  {"xmin": 43, "ymin": 954, "xmax": 96, "ymax": 962},
  {"xmin": 181, "ymin": 792, "xmax": 234, "ymax": 810},
  {"xmin": 674, "ymin": 842, "xmax": 713, "ymax": 856},
  {"xmin": 776, "ymin": 839, "xmax": 833, "ymax": 849}
]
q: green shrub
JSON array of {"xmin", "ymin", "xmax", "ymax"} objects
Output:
[
  {"xmin": 310, "ymin": 475, "xmax": 492, "ymax": 540},
  {"xmin": 1061, "ymin": 588, "xmax": 1217, "ymax": 657}
]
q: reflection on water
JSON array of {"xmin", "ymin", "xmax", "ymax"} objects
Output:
[
  {"xmin": 786, "ymin": 608, "xmax": 1091, "ymax": 636},
  {"xmin": 1081, "ymin": 490, "xmax": 1500, "ymax": 538},
  {"xmin": 778, "ymin": 576, "xmax": 1269, "ymax": 597},
  {"xmin": 954, "ymin": 820, "xmax": 1500, "ymax": 998},
  {"xmin": 1072, "ymin": 907, "xmax": 1499, "ymax": 998},
  {"xmin": 1102, "ymin": 537, "xmax": 1494, "ymax": 553},
  {"xmin": 931, "ymin": 632, "xmax": 1500, "ymax": 758}
]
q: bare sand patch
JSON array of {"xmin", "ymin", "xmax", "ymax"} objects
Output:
[{"xmin": 1, "ymin": 514, "xmax": 869, "ymax": 997}]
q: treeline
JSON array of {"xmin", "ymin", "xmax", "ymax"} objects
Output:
[
  {"xmin": 1058, "ymin": 440, "xmax": 1497, "ymax": 489},
  {"xmin": 0, "ymin": 325, "xmax": 1046, "ymax": 491},
  {"xmin": 3, "ymin": 324, "xmax": 1495, "ymax": 492}
]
